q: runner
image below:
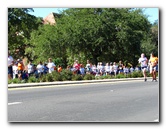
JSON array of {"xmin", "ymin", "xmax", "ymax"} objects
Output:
[
  {"xmin": 138, "ymin": 53, "xmax": 148, "ymax": 82},
  {"xmin": 149, "ymin": 53, "xmax": 158, "ymax": 82}
]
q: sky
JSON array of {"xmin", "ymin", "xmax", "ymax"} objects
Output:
[{"xmin": 29, "ymin": 8, "xmax": 159, "ymax": 24}]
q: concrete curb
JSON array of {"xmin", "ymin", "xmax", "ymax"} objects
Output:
[{"xmin": 8, "ymin": 77, "xmax": 152, "ymax": 88}]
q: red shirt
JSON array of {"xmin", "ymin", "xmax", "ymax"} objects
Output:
[{"xmin": 74, "ymin": 63, "xmax": 80, "ymax": 70}]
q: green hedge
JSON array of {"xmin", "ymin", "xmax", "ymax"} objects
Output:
[{"xmin": 8, "ymin": 70, "xmax": 156, "ymax": 84}]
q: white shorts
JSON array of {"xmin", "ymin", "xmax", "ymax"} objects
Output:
[{"xmin": 150, "ymin": 66, "xmax": 157, "ymax": 73}]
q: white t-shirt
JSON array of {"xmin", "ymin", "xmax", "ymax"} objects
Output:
[
  {"xmin": 12, "ymin": 65, "xmax": 18, "ymax": 74},
  {"xmin": 124, "ymin": 67, "xmax": 129, "ymax": 73},
  {"xmin": 138, "ymin": 57, "xmax": 148, "ymax": 67},
  {"xmin": 86, "ymin": 63, "xmax": 91, "ymax": 71},
  {"xmin": 86, "ymin": 63, "xmax": 91, "ymax": 68},
  {"xmin": 105, "ymin": 66, "xmax": 110, "ymax": 72},
  {"xmin": 47, "ymin": 62, "xmax": 55, "ymax": 73},
  {"xmin": 99, "ymin": 65, "xmax": 105, "ymax": 72},
  {"xmin": 27, "ymin": 64, "xmax": 34, "ymax": 74},
  {"xmin": 37, "ymin": 64, "xmax": 44, "ymax": 73},
  {"xmin": 92, "ymin": 66, "xmax": 97, "ymax": 73},
  {"xmin": 8, "ymin": 56, "xmax": 13, "ymax": 66},
  {"xmin": 130, "ymin": 67, "xmax": 134, "ymax": 73},
  {"xmin": 110, "ymin": 65, "xmax": 114, "ymax": 72},
  {"xmin": 113, "ymin": 65, "xmax": 118, "ymax": 71}
]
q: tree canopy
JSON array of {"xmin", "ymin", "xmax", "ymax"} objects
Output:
[
  {"xmin": 8, "ymin": 8, "xmax": 158, "ymax": 67},
  {"xmin": 8, "ymin": 8, "xmax": 42, "ymax": 59}
]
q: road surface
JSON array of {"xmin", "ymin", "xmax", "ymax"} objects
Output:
[{"xmin": 8, "ymin": 80, "xmax": 159, "ymax": 122}]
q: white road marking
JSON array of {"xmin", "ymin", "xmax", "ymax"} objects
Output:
[{"xmin": 8, "ymin": 102, "xmax": 22, "ymax": 105}]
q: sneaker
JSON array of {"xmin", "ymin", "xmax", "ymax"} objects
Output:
[
  {"xmin": 144, "ymin": 78, "xmax": 147, "ymax": 82},
  {"xmin": 154, "ymin": 79, "xmax": 157, "ymax": 82},
  {"xmin": 151, "ymin": 79, "xmax": 154, "ymax": 82}
]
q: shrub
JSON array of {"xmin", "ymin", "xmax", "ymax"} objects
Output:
[
  {"xmin": 146, "ymin": 72, "xmax": 151, "ymax": 77},
  {"xmin": 131, "ymin": 71, "xmax": 143, "ymax": 78},
  {"xmin": 103, "ymin": 75, "xmax": 112, "ymax": 79},
  {"xmin": 45, "ymin": 73, "xmax": 54, "ymax": 82},
  {"xmin": 21, "ymin": 79, "xmax": 27, "ymax": 83},
  {"xmin": 115, "ymin": 74, "xmax": 125, "ymax": 79},
  {"xmin": 8, "ymin": 79, "xmax": 13, "ymax": 84},
  {"xmin": 60, "ymin": 69, "xmax": 73, "ymax": 81},
  {"xmin": 11, "ymin": 78, "xmax": 21, "ymax": 84},
  {"xmin": 97, "ymin": 76, "xmax": 104, "ymax": 79},
  {"xmin": 83, "ymin": 74, "xmax": 95, "ymax": 80},
  {"xmin": 28, "ymin": 76, "xmax": 38, "ymax": 83},
  {"xmin": 40, "ymin": 74, "xmax": 47, "ymax": 82},
  {"xmin": 51, "ymin": 71, "xmax": 63, "ymax": 81},
  {"xmin": 72, "ymin": 74, "xmax": 83, "ymax": 81}
]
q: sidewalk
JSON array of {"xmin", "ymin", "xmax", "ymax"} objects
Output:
[{"xmin": 8, "ymin": 77, "xmax": 151, "ymax": 88}]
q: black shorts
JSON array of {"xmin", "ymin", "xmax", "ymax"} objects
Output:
[
  {"xmin": 110, "ymin": 72, "xmax": 115, "ymax": 75},
  {"xmin": 8, "ymin": 66, "xmax": 13, "ymax": 74},
  {"xmin": 141, "ymin": 66, "xmax": 147, "ymax": 70},
  {"xmin": 18, "ymin": 70, "xmax": 23, "ymax": 74}
]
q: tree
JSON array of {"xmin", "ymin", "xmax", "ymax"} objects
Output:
[
  {"xmin": 140, "ymin": 20, "xmax": 158, "ymax": 58},
  {"xmin": 8, "ymin": 8, "xmax": 42, "ymax": 59},
  {"xmin": 27, "ymin": 8, "xmax": 155, "ymax": 67},
  {"xmin": 58, "ymin": 8, "xmax": 152, "ymax": 66}
]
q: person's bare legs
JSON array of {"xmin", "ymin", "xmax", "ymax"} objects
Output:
[
  {"xmin": 8, "ymin": 74, "xmax": 12, "ymax": 80},
  {"xmin": 143, "ymin": 68, "xmax": 147, "ymax": 81}
]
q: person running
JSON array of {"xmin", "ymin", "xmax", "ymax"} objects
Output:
[
  {"xmin": 138, "ymin": 53, "xmax": 148, "ymax": 82},
  {"xmin": 149, "ymin": 53, "xmax": 158, "ymax": 82}
]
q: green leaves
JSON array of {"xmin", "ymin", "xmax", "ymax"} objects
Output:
[
  {"xmin": 9, "ymin": 8, "xmax": 158, "ymax": 67},
  {"xmin": 8, "ymin": 8, "xmax": 42, "ymax": 59}
]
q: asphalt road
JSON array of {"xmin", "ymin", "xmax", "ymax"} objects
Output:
[{"xmin": 8, "ymin": 79, "xmax": 159, "ymax": 122}]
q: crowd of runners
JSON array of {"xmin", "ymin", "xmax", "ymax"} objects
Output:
[{"xmin": 8, "ymin": 52, "xmax": 158, "ymax": 82}]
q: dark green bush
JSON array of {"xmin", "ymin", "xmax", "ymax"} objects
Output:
[
  {"xmin": 115, "ymin": 74, "xmax": 125, "ymax": 79},
  {"xmin": 83, "ymin": 74, "xmax": 95, "ymax": 80},
  {"xmin": 11, "ymin": 78, "xmax": 21, "ymax": 84},
  {"xmin": 103, "ymin": 75, "xmax": 112, "ymax": 79},
  {"xmin": 72, "ymin": 74, "xmax": 83, "ymax": 81},
  {"xmin": 60, "ymin": 69, "xmax": 73, "ymax": 81},
  {"xmin": 131, "ymin": 71, "xmax": 143, "ymax": 78},
  {"xmin": 8, "ymin": 79, "xmax": 13, "ymax": 84},
  {"xmin": 51, "ymin": 71, "xmax": 63, "ymax": 81},
  {"xmin": 40, "ymin": 74, "xmax": 47, "ymax": 82},
  {"xmin": 45, "ymin": 73, "xmax": 54, "ymax": 82},
  {"xmin": 146, "ymin": 72, "xmax": 151, "ymax": 77},
  {"xmin": 28, "ymin": 76, "xmax": 38, "ymax": 83}
]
